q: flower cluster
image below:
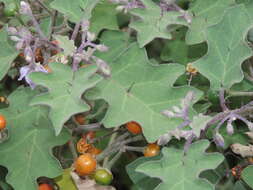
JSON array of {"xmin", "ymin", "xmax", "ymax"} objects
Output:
[{"xmin": 158, "ymin": 91, "xmax": 196, "ymax": 152}]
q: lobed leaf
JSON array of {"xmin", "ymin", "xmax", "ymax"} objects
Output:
[
  {"xmin": 242, "ymin": 165, "xmax": 253, "ymax": 188},
  {"xmin": 0, "ymin": 29, "xmax": 18, "ymax": 81},
  {"xmin": 192, "ymin": 5, "xmax": 253, "ymax": 90},
  {"xmin": 136, "ymin": 140, "xmax": 224, "ymax": 190},
  {"xmin": 0, "ymin": 87, "xmax": 70, "ymax": 190},
  {"xmin": 186, "ymin": 0, "xmax": 235, "ymax": 44},
  {"xmin": 90, "ymin": 1, "xmax": 119, "ymax": 35},
  {"xmin": 50, "ymin": 0, "xmax": 99, "ymax": 23},
  {"xmin": 29, "ymin": 63, "xmax": 102, "ymax": 135},
  {"xmin": 88, "ymin": 31, "xmax": 202, "ymax": 142},
  {"xmin": 129, "ymin": 0, "xmax": 188, "ymax": 47}
]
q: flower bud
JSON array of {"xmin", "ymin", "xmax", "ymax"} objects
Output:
[
  {"xmin": 158, "ymin": 133, "xmax": 171, "ymax": 145},
  {"xmin": 213, "ymin": 133, "xmax": 225, "ymax": 148},
  {"xmin": 7, "ymin": 27, "xmax": 18, "ymax": 35},
  {"xmin": 87, "ymin": 32, "xmax": 96, "ymax": 41},
  {"xmin": 15, "ymin": 41, "xmax": 24, "ymax": 50},
  {"xmin": 20, "ymin": 1, "xmax": 31, "ymax": 15},
  {"xmin": 10, "ymin": 36, "xmax": 21, "ymax": 42},
  {"xmin": 24, "ymin": 46, "xmax": 33, "ymax": 63},
  {"xmin": 226, "ymin": 122, "xmax": 234, "ymax": 135},
  {"xmin": 180, "ymin": 130, "xmax": 193, "ymax": 139},
  {"xmin": 116, "ymin": 5, "xmax": 125, "ymax": 12},
  {"xmin": 173, "ymin": 106, "xmax": 181, "ymax": 113},
  {"xmin": 161, "ymin": 110, "xmax": 175, "ymax": 117},
  {"xmin": 55, "ymin": 53, "xmax": 68, "ymax": 64},
  {"xmin": 247, "ymin": 122, "xmax": 253, "ymax": 131},
  {"xmin": 96, "ymin": 44, "xmax": 109, "ymax": 52},
  {"xmin": 96, "ymin": 59, "xmax": 111, "ymax": 77}
]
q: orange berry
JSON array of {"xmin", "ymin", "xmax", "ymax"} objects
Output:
[
  {"xmin": 143, "ymin": 143, "xmax": 160, "ymax": 157},
  {"xmin": 0, "ymin": 115, "xmax": 6, "ymax": 130},
  {"xmin": 38, "ymin": 183, "xmax": 53, "ymax": 190},
  {"xmin": 75, "ymin": 114, "xmax": 86, "ymax": 125},
  {"xmin": 75, "ymin": 153, "xmax": 97, "ymax": 176},
  {"xmin": 126, "ymin": 121, "xmax": 142, "ymax": 134}
]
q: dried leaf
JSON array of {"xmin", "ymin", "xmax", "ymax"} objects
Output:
[{"xmin": 231, "ymin": 143, "xmax": 253, "ymax": 157}]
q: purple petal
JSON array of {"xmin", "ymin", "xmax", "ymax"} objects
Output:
[
  {"xmin": 18, "ymin": 64, "xmax": 48, "ymax": 88},
  {"xmin": 18, "ymin": 65, "xmax": 31, "ymax": 81}
]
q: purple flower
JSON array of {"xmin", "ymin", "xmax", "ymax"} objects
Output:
[
  {"xmin": 18, "ymin": 64, "xmax": 48, "ymax": 89},
  {"xmin": 18, "ymin": 27, "xmax": 33, "ymax": 42}
]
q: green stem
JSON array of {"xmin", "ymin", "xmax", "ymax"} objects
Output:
[
  {"xmin": 124, "ymin": 145, "xmax": 144, "ymax": 152},
  {"xmin": 102, "ymin": 127, "xmax": 119, "ymax": 167},
  {"xmin": 107, "ymin": 151, "xmax": 123, "ymax": 170},
  {"xmin": 85, "ymin": 102, "xmax": 108, "ymax": 120},
  {"xmin": 96, "ymin": 133, "xmax": 129, "ymax": 162},
  {"xmin": 89, "ymin": 129, "xmax": 122, "ymax": 144},
  {"xmin": 97, "ymin": 135, "xmax": 143, "ymax": 162},
  {"xmin": 227, "ymin": 90, "xmax": 253, "ymax": 97}
]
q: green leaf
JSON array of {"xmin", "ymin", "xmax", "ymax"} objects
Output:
[
  {"xmin": 54, "ymin": 35, "xmax": 75, "ymax": 56},
  {"xmin": 126, "ymin": 156, "xmax": 161, "ymax": 190},
  {"xmin": 0, "ymin": 29, "xmax": 18, "ymax": 81},
  {"xmin": 233, "ymin": 181, "xmax": 247, "ymax": 190},
  {"xmin": 90, "ymin": 1, "xmax": 119, "ymax": 35},
  {"xmin": 136, "ymin": 140, "xmax": 224, "ymax": 190},
  {"xmin": 190, "ymin": 114, "xmax": 212, "ymax": 138},
  {"xmin": 88, "ymin": 31, "xmax": 202, "ymax": 142},
  {"xmin": 29, "ymin": 63, "xmax": 102, "ymax": 135},
  {"xmin": 192, "ymin": 5, "xmax": 253, "ymax": 90},
  {"xmin": 50, "ymin": 0, "xmax": 99, "ymax": 23},
  {"xmin": 0, "ymin": 87, "xmax": 70, "ymax": 190},
  {"xmin": 161, "ymin": 28, "xmax": 207, "ymax": 64},
  {"xmin": 40, "ymin": 17, "xmax": 52, "ymax": 37},
  {"xmin": 186, "ymin": 0, "xmax": 235, "ymax": 44},
  {"xmin": 96, "ymin": 31, "xmax": 132, "ymax": 63},
  {"xmin": 55, "ymin": 168, "xmax": 77, "ymax": 190},
  {"xmin": 242, "ymin": 165, "xmax": 253, "ymax": 188},
  {"xmin": 129, "ymin": 0, "xmax": 188, "ymax": 47}
]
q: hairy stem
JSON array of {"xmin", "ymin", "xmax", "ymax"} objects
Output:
[
  {"xmin": 219, "ymin": 88, "xmax": 228, "ymax": 111},
  {"xmin": 107, "ymin": 151, "xmax": 123, "ymax": 170},
  {"xmin": 124, "ymin": 145, "xmax": 144, "ymax": 152},
  {"xmin": 205, "ymin": 101, "xmax": 253, "ymax": 132},
  {"xmin": 227, "ymin": 90, "xmax": 253, "ymax": 97},
  {"xmin": 102, "ymin": 127, "xmax": 119, "ymax": 167},
  {"xmin": 71, "ymin": 22, "xmax": 81, "ymax": 40}
]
